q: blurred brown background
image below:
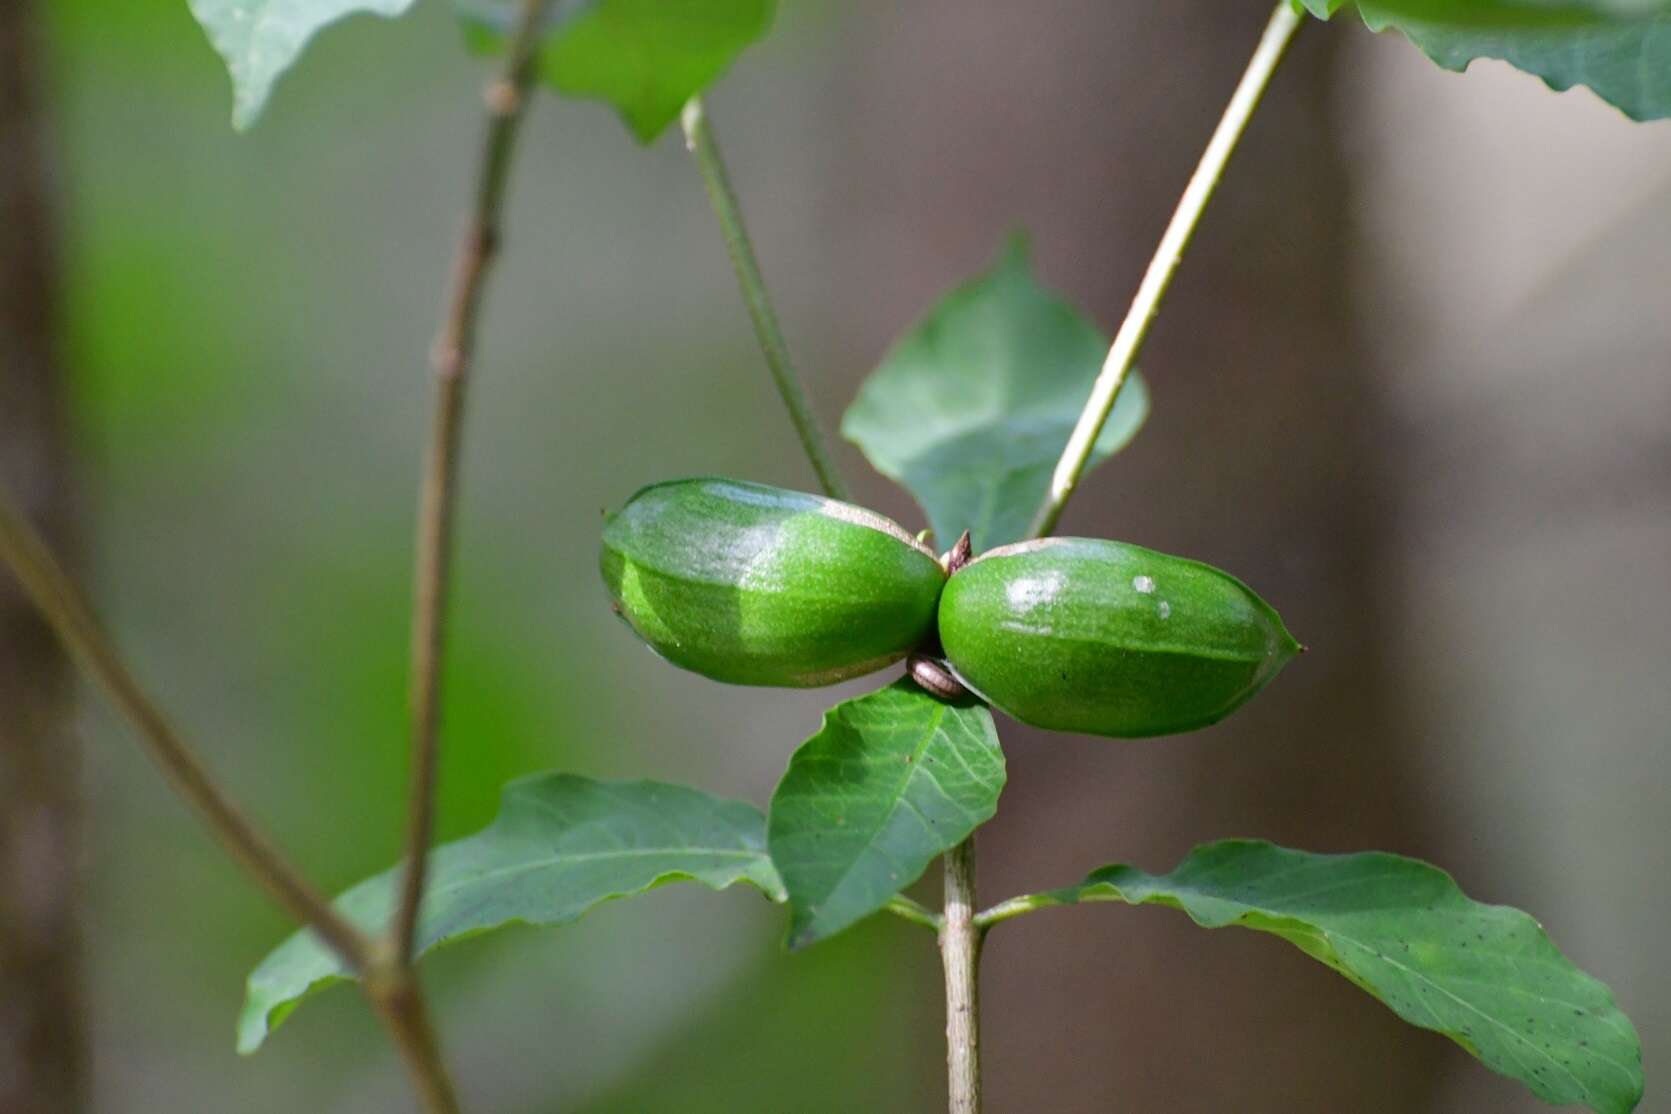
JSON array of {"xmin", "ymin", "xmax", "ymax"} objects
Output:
[{"xmin": 1, "ymin": 0, "xmax": 1667, "ymax": 1111}]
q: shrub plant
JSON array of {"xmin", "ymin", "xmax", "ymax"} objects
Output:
[{"xmin": 2, "ymin": 2, "xmax": 1662, "ymax": 1110}]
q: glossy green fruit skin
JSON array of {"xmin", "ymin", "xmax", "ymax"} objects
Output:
[
  {"xmin": 938, "ymin": 537, "xmax": 1300, "ymax": 738},
  {"xmin": 601, "ymin": 478, "xmax": 946, "ymax": 687}
]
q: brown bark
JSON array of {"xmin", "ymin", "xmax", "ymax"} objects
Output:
[
  {"xmin": 0, "ymin": 0, "xmax": 85, "ymax": 1109},
  {"xmin": 825, "ymin": 3, "xmax": 1450, "ymax": 1109}
]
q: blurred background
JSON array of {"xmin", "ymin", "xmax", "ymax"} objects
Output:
[{"xmin": 2, "ymin": 0, "xmax": 1667, "ymax": 1111}]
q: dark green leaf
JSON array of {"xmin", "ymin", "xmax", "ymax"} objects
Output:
[
  {"xmin": 188, "ymin": 0, "xmax": 418, "ymax": 129},
  {"xmin": 239, "ymin": 774, "xmax": 783, "ymax": 1052},
  {"xmin": 466, "ymin": 0, "xmax": 776, "ymax": 142},
  {"xmin": 1306, "ymin": 1, "xmax": 1671, "ymax": 121},
  {"xmin": 1034, "ymin": 840, "xmax": 1644, "ymax": 1114},
  {"xmin": 842, "ymin": 238, "xmax": 1149, "ymax": 553},
  {"xmin": 1299, "ymin": 0, "xmax": 1667, "ymax": 20},
  {"xmin": 768, "ymin": 681, "xmax": 1004, "ymax": 948}
]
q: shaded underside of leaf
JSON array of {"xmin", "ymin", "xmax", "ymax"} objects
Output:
[
  {"xmin": 1368, "ymin": 7, "xmax": 1671, "ymax": 121},
  {"xmin": 1299, "ymin": 0, "xmax": 1670, "ymax": 22},
  {"xmin": 1303, "ymin": 0, "xmax": 1671, "ymax": 120},
  {"xmin": 189, "ymin": 0, "xmax": 419, "ymax": 129},
  {"xmin": 238, "ymin": 774, "xmax": 783, "ymax": 1052},
  {"xmin": 463, "ymin": 0, "xmax": 777, "ymax": 142},
  {"xmin": 841, "ymin": 237, "xmax": 1148, "ymax": 553},
  {"xmin": 1045, "ymin": 840, "xmax": 1643, "ymax": 1114},
  {"xmin": 767, "ymin": 680, "xmax": 1004, "ymax": 949}
]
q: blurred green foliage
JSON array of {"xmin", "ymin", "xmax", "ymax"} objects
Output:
[{"xmin": 44, "ymin": 0, "xmax": 928, "ymax": 1108}]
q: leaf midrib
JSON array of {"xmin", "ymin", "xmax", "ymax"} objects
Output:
[
  {"xmin": 801, "ymin": 702, "xmax": 951, "ymax": 923},
  {"xmin": 420, "ymin": 845, "xmax": 769, "ymax": 909}
]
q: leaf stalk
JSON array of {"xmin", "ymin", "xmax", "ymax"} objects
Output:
[
  {"xmin": 973, "ymin": 892, "xmax": 1067, "ymax": 932},
  {"xmin": 886, "ymin": 893, "xmax": 944, "ymax": 932}
]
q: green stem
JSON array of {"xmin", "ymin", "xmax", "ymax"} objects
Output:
[
  {"xmin": 680, "ymin": 95, "xmax": 849, "ymax": 501},
  {"xmin": 973, "ymin": 891, "xmax": 1073, "ymax": 932},
  {"xmin": 1027, "ymin": 1, "xmax": 1303, "ymax": 539},
  {"xmin": 886, "ymin": 893, "xmax": 944, "ymax": 932}
]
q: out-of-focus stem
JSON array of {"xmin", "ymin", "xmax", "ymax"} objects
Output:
[
  {"xmin": 0, "ymin": 488, "xmax": 374, "ymax": 974},
  {"xmin": 391, "ymin": 0, "xmax": 553, "ymax": 968},
  {"xmin": 681, "ymin": 95, "xmax": 848, "ymax": 501}
]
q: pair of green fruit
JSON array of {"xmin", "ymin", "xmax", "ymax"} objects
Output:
[{"xmin": 600, "ymin": 478, "xmax": 1301, "ymax": 738}]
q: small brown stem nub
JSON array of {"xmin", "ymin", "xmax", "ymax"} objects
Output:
[{"xmin": 942, "ymin": 530, "xmax": 973, "ymax": 575}]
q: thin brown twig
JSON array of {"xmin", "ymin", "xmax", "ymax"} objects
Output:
[
  {"xmin": 391, "ymin": 0, "xmax": 554, "ymax": 968},
  {"xmin": 367, "ymin": 965, "xmax": 462, "ymax": 1114},
  {"xmin": 0, "ymin": 462, "xmax": 475, "ymax": 1113},
  {"xmin": 3, "ymin": 2, "xmax": 561, "ymax": 1109},
  {"xmin": 0, "ymin": 488, "xmax": 375, "ymax": 973}
]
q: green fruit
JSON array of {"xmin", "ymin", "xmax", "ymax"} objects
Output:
[
  {"xmin": 937, "ymin": 537, "xmax": 1300, "ymax": 738},
  {"xmin": 601, "ymin": 478, "xmax": 946, "ymax": 687}
]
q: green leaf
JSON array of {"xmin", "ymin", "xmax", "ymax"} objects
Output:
[
  {"xmin": 188, "ymin": 0, "xmax": 418, "ymax": 129},
  {"xmin": 1307, "ymin": 1, "xmax": 1671, "ymax": 121},
  {"xmin": 465, "ymin": 0, "xmax": 777, "ymax": 142},
  {"xmin": 768, "ymin": 681, "xmax": 1005, "ymax": 949},
  {"xmin": 1300, "ymin": 0, "xmax": 1671, "ymax": 24},
  {"xmin": 238, "ymin": 774, "xmax": 783, "ymax": 1053},
  {"xmin": 841, "ymin": 238, "xmax": 1149, "ymax": 554},
  {"xmin": 1036, "ymin": 840, "xmax": 1644, "ymax": 1114}
]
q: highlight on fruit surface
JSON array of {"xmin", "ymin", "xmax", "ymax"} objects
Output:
[
  {"xmin": 937, "ymin": 537, "xmax": 1300, "ymax": 738},
  {"xmin": 600, "ymin": 477, "xmax": 947, "ymax": 687}
]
